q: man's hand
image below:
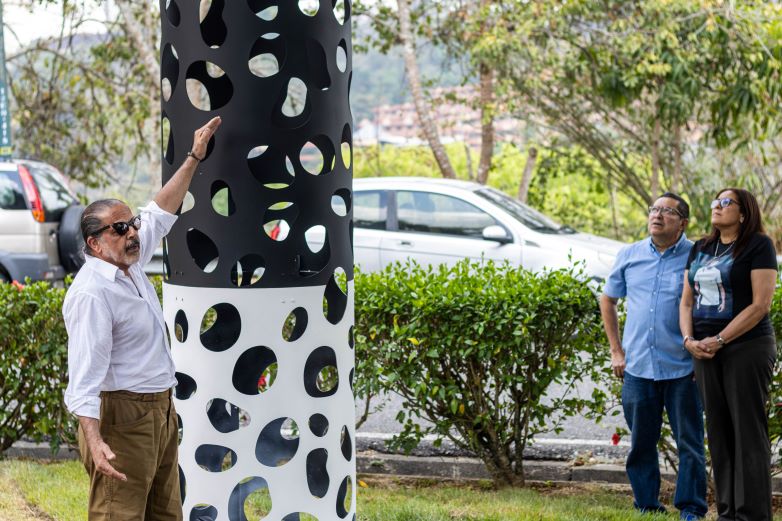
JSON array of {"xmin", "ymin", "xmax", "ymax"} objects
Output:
[
  {"xmin": 191, "ymin": 116, "xmax": 221, "ymax": 159},
  {"xmin": 79, "ymin": 416, "xmax": 127, "ymax": 481},
  {"xmin": 611, "ymin": 349, "xmax": 626, "ymax": 379}
]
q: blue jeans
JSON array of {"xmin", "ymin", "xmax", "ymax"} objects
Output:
[{"xmin": 622, "ymin": 372, "xmax": 707, "ymax": 517}]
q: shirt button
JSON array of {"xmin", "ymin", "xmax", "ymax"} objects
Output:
[
  {"xmin": 650, "ymin": 308, "xmax": 653, "ymax": 312},
  {"xmin": 651, "ymin": 346, "xmax": 655, "ymax": 349}
]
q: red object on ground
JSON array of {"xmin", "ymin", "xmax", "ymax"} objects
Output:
[
  {"xmin": 11, "ymin": 280, "xmax": 25, "ymax": 291},
  {"xmin": 611, "ymin": 433, "xmax": 621, "ymax": 446}
]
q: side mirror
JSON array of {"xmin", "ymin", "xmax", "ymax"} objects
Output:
[{"xmin": 482, "ymin": 225, "xmax": 512, "ymax": 244}]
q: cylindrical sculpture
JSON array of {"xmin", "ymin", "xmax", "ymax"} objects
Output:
[{"xmin": 159, "ymin": 0, "xmax": 355, "ymax": 519}]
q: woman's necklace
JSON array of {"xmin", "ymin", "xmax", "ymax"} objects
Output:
[{"xmin": 714, "ymin": 240, "xmax": 735, "ymax": 259}]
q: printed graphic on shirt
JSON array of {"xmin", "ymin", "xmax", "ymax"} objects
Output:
[{"xmin": 689, "ymin": 251, "xmax": 734, "ymax": 319}]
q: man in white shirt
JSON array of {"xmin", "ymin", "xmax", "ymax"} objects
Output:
[{"xmin": 63, "ymin": 116, "xmax": 221, "ymax": 520}]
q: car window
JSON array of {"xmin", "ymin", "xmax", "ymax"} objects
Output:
[
  {"xmin": 396, "ymin": 190, "xmax": 497, "ymax": 238},
  {"xmin": 0, "ymin": 170, "xmax": 26, "ymax": 210},
  {"xmin": 475, "ymin": 187, "xmax": 574, "ymax": 234},
  {"xmin": 25, "ymin": 163, "xmax": 78, "ymax": 221},
  {"xmin": 354, "ymin": 190, "xmax": 387, "ymax": 230}
]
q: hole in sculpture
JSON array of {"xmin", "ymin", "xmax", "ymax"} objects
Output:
[
  {"xmin": 179, "ymin": 465, "xmax": 187, "ymax": 502},
  {"xmin": 165, "ymin": 0, "xmax": 181, "ymax": 26},
  {"xmin": 282, "ymin": 78, "xmax": 307, "ymax": 118},
  {"xmin": 248, "ymin": 145, "xmax": 268, "ymax": 159},
  {"xmin": 165, "ymin": 323, "xmax": 172, "ymax": 348},
  {"xmin": 186, "ymin": 228, "xmax": 219, "ymax": 273},
  {"xmin": 282, "ymin": 514, "xmax": 317, "ymax": 521},
  {"xmin": 306, "ymin": 448, "xmax": 329, "ymax": 498},
  {"xmin": 199, "ymin": 0, "xmax": 227, "ymax": 48},
  {"xmin": 162, "ymin": 116, "xmax": 174, "ymax": 165},
  {"xmin": 181, "ymin": 191, "xmax": 195, "ymax": 214},
  {"xmin": 333, "ymin": 0, "xmax": 347, "ymax": 24},
  {"xmin": 285, "ymin": 156, "xmax": 295, "ymax": 176},
  {"xmin": 265, "ymin": 183, "xmax": 289, "ymax": 190},
  {"xmin": 299, "ymin": 0, "xmax": 319, "ymax": 16},
  {"xmin": 337, "ymin": 476, "xmax": 353, "ymax": 518},
  {"xmin": 256, "ymin": 417, "xmax": 299, "ymax": 467},
  {"xmin": 163, "ymin": 239, "xmax": 171, "ymax": 280},
  {"xmin": 341, "ymin": 124, "xmax": 352, "ymax": 168},
  {"xmin": 283, "ymin": 307, "xmax": 308, "ymax": 342},
  {"xmin": 304, "ymin": 225, "xmax": 326, "ymax": 253},
  {"xmin": 309, "ymin": 414, "xmax": 329, "ymax": 437},
  {"xmin": 190, "ymin": 504, "xmax": 217, "ymax": 521},
  {"xmin": 256, "ymin": 6, "xmax": 277, "ymax": 21},
  {"xmin": 247, "ymin": 144, "xmax": 292, "ymax": 186},
  {"xmin": 206, "ymin": 398, "xmax": 250, "ymax": 433},
  {"xmin": 161, "ymin": 44, "xmax": 179, "ymax": 100},
  {"xmin": 341, "ymin": 426, "xmax": 352, "ymax": 461},
  {"xmin": 349, "ymin": 367, "xmax": 354, "ymax": 392},
  {"xmin": 174, "ymin": 310, "xmax": 188, "ymax": 342},
  {"xmin": 263, "ymin": 202, "xmax": 297, "ymax": 242},
  {"xmin": 228, "ymin": 477, "xmax": 272, "ymax": 521},
  {"xmin": 200, "ymin": 303, "xmax": 241, "ymax": 351},
  {"xmin": 186, "ymin": 61, "xmax": 233, "ymax": 111},
  {"xmin": 348, "ymin": 325, "xmax": 354, "ymax": 349},
  {"xmin": 175, "ymin": 372, "xmax": 197, "ymax": 399},
  {"xmin": 195, "ymin": 444, "xmax": 237, "ymax": 472},
  {"xmin": 305, "ymin": 38, "xmax": 331, "ymax": 90},
  {"xmin": 300, "ymin": 142, "xmax": 324, "ymax": 175},
  {"xmin": 323, "ymin": 269, "xmax": 348, "ymax": 324},
  {"xmin": 304, "ymin": 346, "xmax": 339, "ymax": 398},
  {"xmin": 249, "ymin": 53, "xmax": 280, "ymax": 78},
  {"xmin": 211, "ymin": 181, "xmax": 234, "ymax": 217},
  {"xmin": 232, "ymin": 345, "xmax": 277, "ymax": 395},
  {"xmin": 231, "ymin": 254, "xmax": 265, "ymax": 287},
  {"xmin": 331, "ymin": 189, "xmax": 351, "ymax": 216},
  {"xmin": 177, "ymin": 414, "xmax": 183, "ymax": 445},
  {"xmin": 336, "ymin": 40, "xmax": 348, "ymax": 73}
]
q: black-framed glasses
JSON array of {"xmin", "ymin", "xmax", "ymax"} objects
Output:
[
  {"xmin": 648, "ymin": 206, "xmax": 682, "ymax": 218},
  {"xmin": 91, "ymin": 215, "xmax": 142, "ymax": 237},
  {"xmin": 710, "ymin": 197, "xmax": 740, "ymax": 209}
]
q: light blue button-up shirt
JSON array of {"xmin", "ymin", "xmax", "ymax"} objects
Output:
[{"xmin": 603, "ymin": 234, "xmax": 694, "ymax": 381}]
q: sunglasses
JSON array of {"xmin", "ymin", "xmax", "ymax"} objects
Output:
[
  {"xmin": 91, "ymin": 215, "xmax": 142, "ymax": 237},
  {"xmin": 710, "ymin": 197, "xmax": 740, "ymax": 209},
  {"xmin": 648, "ymin": 206, "xmax": 683, "ymax": 217}
]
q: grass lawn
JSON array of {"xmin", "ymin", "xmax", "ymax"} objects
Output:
[{"xmin": 1, "ymin": 459, "xmax": 779, "ymax": 520}]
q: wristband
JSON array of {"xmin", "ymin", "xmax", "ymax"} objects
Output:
[{"xmin": 187, "ymin": 150, "xmax": 204, "ymax": 162}]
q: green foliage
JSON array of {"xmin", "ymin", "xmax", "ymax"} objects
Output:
[
  {"xmin": 354, "ymin": 259, "xmax": 611, "ymax": 486},
  {"xmin": 0, "ymin": 280, "xmax": 75, "ymax": 454},
  {"xmin": 767, "ymin": 283, "xmax": 782, "ymax": 463}
]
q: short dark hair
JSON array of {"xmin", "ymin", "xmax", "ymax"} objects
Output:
[
  {"xmin": 81, "ymin": 199, "xmax": 126, "ymax": 256},
  {"xmin": 659, "ymin": 192, "xmax": 690, "ymax": 219}
]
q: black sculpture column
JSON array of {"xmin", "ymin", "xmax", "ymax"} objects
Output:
[{"xmin": 160, "ymin": 1, "xmax": 355, "ymax": 519}]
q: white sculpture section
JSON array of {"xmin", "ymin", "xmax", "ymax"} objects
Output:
[{"xmin": 164, "ymin": 280, "xmax": 356, "ymax": 521}]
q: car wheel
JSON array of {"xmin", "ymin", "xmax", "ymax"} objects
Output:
[
  {"xmin": 0, "ymin": 267, "xmax": 10, "ymax": 283},
  {"xmin": 58, "ymin": 204, "xmax": 86, "ymax": 273}
]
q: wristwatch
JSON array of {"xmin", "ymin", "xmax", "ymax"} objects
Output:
[{"xmin": 717, "ymin": 334, "xmax": 726, "ymax": 346}]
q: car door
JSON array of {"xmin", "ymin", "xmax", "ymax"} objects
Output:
[
  {"xmin": 351, "ymin": 189, "xmax": 388, "ymax": 272},
  {"xmin": 380, "ymin": 190, "xmax": 521, "ymax": 268}
]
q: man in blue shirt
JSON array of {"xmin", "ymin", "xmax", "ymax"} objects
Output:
[{"xmin": 600, "ymin": 193, "xmax": 706, "ymax": 520}]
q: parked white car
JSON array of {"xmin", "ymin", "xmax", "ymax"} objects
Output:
[
  {"xmin": 342, "ymin": 177, "xmax": 624, "ymax": 280},
  {"xmin": 0, "ymin": 160, "xmax": 83, "ymax": 283}
]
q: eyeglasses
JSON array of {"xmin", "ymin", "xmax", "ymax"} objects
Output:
[
  {"xmin": 710, "ymin": 197, "xmax": 740, "ymax": 209},
  {"xmin": 648, "ymin": 206, "xmax": 683, "ymax": 217},
  {"xmin": 91, "ymin": 215, "xmax": 142, "ymax": 237}
]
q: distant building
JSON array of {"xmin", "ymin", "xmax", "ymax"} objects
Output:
[{"xmin": 355, "ymin": 85, "xmax": 521, "ymax": 147}]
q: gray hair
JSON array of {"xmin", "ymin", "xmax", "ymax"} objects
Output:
[{"xmin": 81, "ymin": 199, "xmax": 126, "ymax": 256}]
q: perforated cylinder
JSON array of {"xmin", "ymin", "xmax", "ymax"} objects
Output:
[{"xmin": 159, "ymin": 1, "xmax": 355, "ymax": 519}]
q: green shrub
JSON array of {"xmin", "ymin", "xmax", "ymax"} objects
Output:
[
  {"xmin": 354, "ymin": 259, "xmax": 610, "ymax": 486},
  {"xmin": 0, "ymin": 280, "xmax": 75, "ymax": 453},
  {"xmin": 767, "ymin": 282, "xmax": 782, "ymax": 463}
]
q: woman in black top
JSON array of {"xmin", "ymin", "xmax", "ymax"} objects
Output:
[{"xmin": 679, "ymin": 188, "xmax": 778, "ymax": 521}]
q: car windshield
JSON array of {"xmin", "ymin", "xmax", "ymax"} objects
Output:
[{"xmin": 475, "ymin": 188, "xmax": 575, "ymax": 234}]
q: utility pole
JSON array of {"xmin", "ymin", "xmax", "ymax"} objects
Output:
[{"xmin": 0, "ymin": 0, "xmax": 12, "ymax": 160}]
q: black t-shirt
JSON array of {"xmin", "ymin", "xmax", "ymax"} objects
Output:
[{"xmin": 686, "ymin": 233, "xmax": 778, "ymax": 343}]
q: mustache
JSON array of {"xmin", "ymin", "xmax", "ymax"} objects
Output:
[{"xmin": 125, "ymin": 239, "xmax": 140, "ymax": 252}]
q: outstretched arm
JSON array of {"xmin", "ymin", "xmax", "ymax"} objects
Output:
[{"xmin": 154, "ymin": 116, "xmax": 222, "ymax": 214}]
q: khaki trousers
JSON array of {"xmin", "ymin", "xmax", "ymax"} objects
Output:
[{"xmin": 78, "ymin": 390, "xmax": 182, "ymax": 521}]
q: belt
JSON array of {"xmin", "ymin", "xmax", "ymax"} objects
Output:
[{"xmin": 100, "ymin": 389, "xmax": 173, "ymax": 402}]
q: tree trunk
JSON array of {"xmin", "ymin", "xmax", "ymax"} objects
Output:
[
  {"xmin": 650, "ymin": 118, "xmax": 661, "ymax": 199},
  {"xmin": 671, "ymin": 125, "xmax": 682, "ymax": 193},
  {"xmin": 396, "ymin": 0, "xmax": 457, "ymax": 179},
  {"xmin": 465, "ymin": 143, "xmax": 474, "ymax": 180},
  {"xmin": 517, "ymin": 146, "xmax": 538, "ymax": 203},
  {"xmin": 609, "ymin": 178, "xmax": 620, "ymax": 239},
  {"xmin": 476, "ymin": 63, "xmax": 495, "ymax": 185}
]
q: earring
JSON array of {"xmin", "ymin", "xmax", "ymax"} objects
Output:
[{"xmin": 740, "ymin": 217, "xmax": 745, "ymax": 223}]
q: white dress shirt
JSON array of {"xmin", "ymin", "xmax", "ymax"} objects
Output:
[{"xmin": 63, "ymin": 201, "xmax": 178, "ymax": 419}]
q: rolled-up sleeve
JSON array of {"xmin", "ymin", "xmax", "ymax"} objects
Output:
[
  {"xmin": 603, "ymin": 247, "xmax": 629, "ymax": 299},
  {"xmin": 137, "ymin": 200, "xmax": 178, "ymax": 267},
  {"xmin": 63, "ymin": 292, "xmax": 113, "ymax": 419}
]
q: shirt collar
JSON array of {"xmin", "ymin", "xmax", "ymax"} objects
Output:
[
  {"xmin": 648, "ymin": 233, "xmax": 688, "ymax": 256},
  {"xmin": 84, "ymin": 254, "xmax": 122, "ymax": 281}
]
